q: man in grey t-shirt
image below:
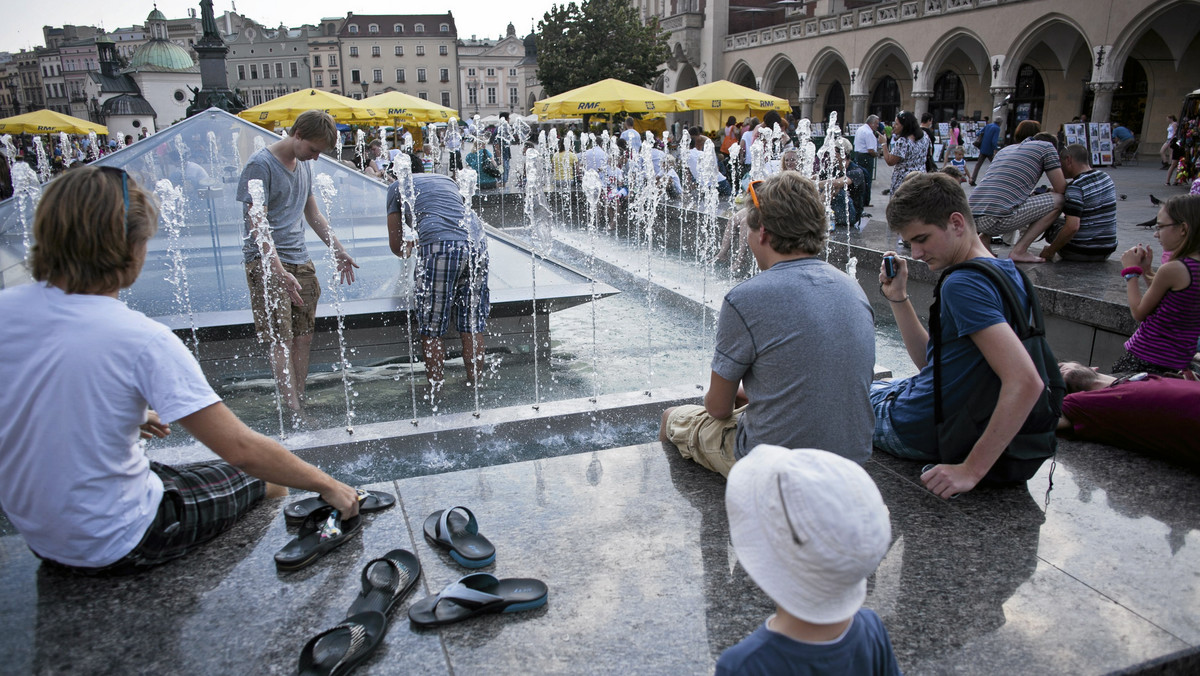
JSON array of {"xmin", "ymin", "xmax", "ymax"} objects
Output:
[
  {"xmin": 236, "ymin": 110, "xmax": 359, "ymax": 416},
  {"xmin": 660, "ymin": 172, "xmax": 876, "ymax": 476}
]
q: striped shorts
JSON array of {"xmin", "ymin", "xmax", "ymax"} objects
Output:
[
  {"xmin": 41, "ymin": 461, "xmax": 265, "ymax": 575},
  {"xmin": 415, "ymin": 240, "xmax": 490, "ymax": 337},
  {"xmin": 973, "ymin": 192, "xmax": 1060, "ymax": 236}
]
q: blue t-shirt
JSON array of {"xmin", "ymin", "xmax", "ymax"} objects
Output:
[
  {"xmin": 716, "ymin": 609, "xmax": 902, "ymax": 676},
  {"xmin": 888, "ymin": 258, "xmax": 1028, "ymax": 453},
  {"xmin": 386, "ymin": 173, "xmax": 470, "ymax": 244},
  {"xmin": 980, "ymin": 122, "xmax": 1001, "ymax": 155}
]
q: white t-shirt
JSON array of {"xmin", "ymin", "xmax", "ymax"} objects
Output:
[
  {"xmin": 581, "ymin": 146, "xmax": 609, "ymax": 172},
  {"xmin": 620, "ymin": 128, "xmax": 643, "ymax": 152},
  {"xmin": 0, "ymin": 283, "xmax": 220, "ymax": 567},
  {"xmin": 854, "ymin": 124, "xmax": 879, "ymax": 154}
]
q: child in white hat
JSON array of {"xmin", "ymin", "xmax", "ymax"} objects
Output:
[{"xmin": 718, "ymin": 445, "xmax": 899, "ymax": 675}]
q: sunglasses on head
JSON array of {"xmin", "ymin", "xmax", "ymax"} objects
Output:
[
  {"xmin": 748, "ymin": 179, "xmax": 764, "ymax": 210},
  {"xmin": 98, "ymin": 166, "xmax": 130, "ymax": 238}
]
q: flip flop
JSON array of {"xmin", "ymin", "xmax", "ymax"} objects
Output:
[
  {"xmin": 298, "ymin": 610, "xmax": 387, "ymax": 676},
  {"xmin": 275, "ymin": 506, "xmax": 362, "ymax": 572},
  {"xmin": 408, "ymin": 573, "xmax": 548, "ymax": 627},
  {"xmin": 423, "ymin": 507, "xmax": 496, "ymax": 568},
  {"xmin": 285, "ymin": 489, "xmax": 396, "ymax": 527},
  {"xmin": 346, "ymin": 549, "xmax": 421, "ymax": 617}
]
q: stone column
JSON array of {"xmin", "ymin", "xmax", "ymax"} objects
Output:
[
  {"xmin": 1089, "ymin": 81, "xmax": 1119, "ymax": 123},
  {"xmin": 990, "ymin": 86, "xmax": 1015, "ymax": 141},
  {"xmin": 799, "ymin": 96, "xmax": 816, "ymax": 122},
  {"xmin": 911, "ymin": 91, "xmax": 931, "ymax": 119},
  {"xmin": 851, "ymin": 94, "xmax": 868, "ymax": 124}
]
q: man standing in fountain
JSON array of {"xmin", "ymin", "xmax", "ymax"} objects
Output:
[
  {"xmin": 660, "ymin": 172, "xmax": 876, "ymax": 476},
  {"xmin": 387, "ymin": 153, "xmax": 490, "ymax": 396},
  {"xmin": 236, "ymin": 110, "xmax": 359, "ymax": 417}
]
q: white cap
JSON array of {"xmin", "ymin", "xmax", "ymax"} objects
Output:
[{"xmin": 725, "ymin": 445, "xmax": 892, "ymax": 624}]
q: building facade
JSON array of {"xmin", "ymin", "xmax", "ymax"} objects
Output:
[
  {"xmin": 309, "ymin": 18, "xmax": 345, "ymax": 95},
  {"xmin": 645, "ymin": 0, "xmax": 1198, "ymax": 152},
  {"xmin": 337, "ymin": 13, "xmax": 459, "ymax": 108},
  {"xmin": 226, "ymin": 19, "xmax": 315, "ymax": 107},
  {"xmin": 458, "ymin": 23, "xmax": 531, "ymax": 118},
  {"xmin": 16, "ymin": 49, "xmax": 44, "ymax": 114}
]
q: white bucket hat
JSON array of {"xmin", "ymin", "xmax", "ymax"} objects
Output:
[{"xmin": 725, "ymin": 445, "xmax": 892, "ymax": 624}]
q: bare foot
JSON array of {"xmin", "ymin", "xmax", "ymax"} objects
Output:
[{"xmin": 1009, "ymin": 251, "xmax": 1046, "ymax": 263}]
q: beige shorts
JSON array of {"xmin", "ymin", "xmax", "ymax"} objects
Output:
[
  {"xmin": 245, "ymin": 259, "xmax": 320, "ymax": 343},
  {"xmin": 973, "ymin": 192, "xmax": 1059, "ymax": 236},
  {"xmin": 663, "ymin": 404, "xmax": 747, "ymax": 478}
]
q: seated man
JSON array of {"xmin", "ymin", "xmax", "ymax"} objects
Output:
[
  {"xmin": 660, "ymin": 172, "xmax": 876, "ymax": 477},
  {"xmin": 685, "ymin": 126, "xmax": 731, "ymax": 196},
  {"xmin": 968, "ymin": 120, "xmax": 1066, "ymax": 263},
  {"xmin": 465, "ymin": 143, "xmax": 502, "ymax": 189},
  {"xmin": 875, "ymin": 172, "xmax": 1053, "ymax": 498},
  {"xmin": 0, "ymin": 167, "xmax": 359, "ymax": 575},
  {"xmin": 1111, "ymin": 124, "xmax": 1135, "ymax": 166},
  {"xmin": 1039, "ymin": 143, "xmax": 1118, "ymax": 262},
  {"xmin": 1058, "ymin": 362, "xmax": 1199, "ymax": 469}
]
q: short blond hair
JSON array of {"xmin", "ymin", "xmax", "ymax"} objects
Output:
[
  {"xmin": 30, "ymin": 166, "xmax": 159, "ymax": 293},
  {"xmin": 746, "ymin": 171, "xmax": 828, "ymax": 255},
  {"xmin": 291, "ymin": 110, "xmax": 338, "ymax": 149}
]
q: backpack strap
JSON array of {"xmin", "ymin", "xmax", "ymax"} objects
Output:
[{"xmin": 931, "ymin": 260, "xmax": 1043, "ymax": 424}]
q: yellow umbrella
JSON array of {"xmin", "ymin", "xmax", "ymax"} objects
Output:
[
  {"xmin": 533, "ymin": 79, "xmax": 688, "ymax": 119},
  {"xmin": 0, "ymin": 109, "xmax": 108, "ymax": 135},
  {"xmin": 671, "ymin": 80, "xmax": 791, "ymax": 131},
  {"xmin": 238, "ymin": 88, "xmax": 378, "ymax": 126},
  {"xmin": 362, "ymin": 91, "xmax": 459, "ymax": 124}
]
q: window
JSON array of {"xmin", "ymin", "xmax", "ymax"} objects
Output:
[
  {"xmin": 329, "ymin": 55, "xmax": 337, "ymax": 67},
  {"xmin": 509, "ymin": 87, "xmax": 518, "ymax": 105},
  {"xmin": 315, "ymin": 72, "xmax": 323, "ymax": 87},
  {"xmin": 440, "ymin": 23, "xmax": 449, "ymax": 32},
  {"xmin": 440, "ymin": 68, "xmax": 449, "ymax": 82},
  {"xmin": 313, "ymin": 55, "xmax": 321, "ymax": 67},
  {"xmin": 373, "ymin": 69, "xmax": 382, "ymax": 83},
  {"xmin": 416, "ymin": 45, "xmax": 425, "ymax": 56},
  {"xmin": 330, "ymin": 71, "xmax": 338, "ymax": 85},
  {"xmin": 252, "ymin": 90, "xmax": 263, "ymax": 105},
  {"xmin": 439, "ymin": 45, "xmax": 447, "ymax": 56},
  {"xmin": 468, "ymin": 88, "xmax": 477, "ymax": 105},
  {"xmin": 441, "ymin": 91, "xmax": 451, "ymax": 106},
  {"xmin": 237, "ymin": 64, "xmax": 246, "ymax": 80},
  {"xmin": 349, "ymin": 46, "xmax": 359, "ymax": 57},
  {"xmin": 290, "ymin": 62, "xmax": 298, "ymax": 78},
  {"xmin": 487, "ymin": 87, "xmax": 496, "ymax": 104},
  {"xmin": 371, "ymin": 46, "xmax": 380, "ymax": 57},
  {"xmin": 250, "ymin": 64, "xmax": 258, "ymax": 79},
  {"xmin": 415, "ymin": 23, "xmax": 425, "ymax": 33},
  {"xmin": 419, "ymin": 92, "xmax": 428, "ymax": 100},
  {"xmin": 351, "ymin": 69, "xmax": 361, "ymax": 83},
  {"xmin": 394, "ymin": 23, "xmax": 403, "ymax": 32},
  {"xmin": 396, "ymin": 68, "xmax": 405, "ymax": 82},
  {"xmin": 486, "ymin": 68, "xmax": 495, "ymax": 77},
  {"xmin": 275, "ymin": 63, "xmax": 283, "ymax": 78},
  {"xmin": 417, "ymin": 68, "xmax": 426, "ymax": 82},
  {"xmin": 263, "ymin": 63, "xmax": 270, "ymax": 79},
  {"xmin": 509, "ymin": 68, "xmax": 517, "ymax": 77},
  {"xmin": 368, "ymin": 23, "xmax": 379, "ymax": 33},
  {"xmin": 348, "ymin": 24, "xmax": 358, "ymax": 33},
  {"xmin": 467, "ymin": 68, "xmax": 476, "ymax": 77},
  {"xmin": 395, "ymin": 45, "xmax": 403, "ymax": 56}
]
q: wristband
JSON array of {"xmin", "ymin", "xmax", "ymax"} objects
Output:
[
  {"xmin": 1120, "ymin": 266, "xmax": 1143, "ymax": 278},
  {"xmin": 878, "ymin": 282, "xmax": 909, "ymax": 303}
]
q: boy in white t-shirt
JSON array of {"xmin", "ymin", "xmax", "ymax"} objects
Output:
[{"xmin": 718, "ymin": 445, "xmax": 900, "ymax": 675}]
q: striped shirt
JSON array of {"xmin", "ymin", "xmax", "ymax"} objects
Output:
[
  {"xmin": 1125, "ymin": 257, "xmax": 1200, "ymax": 369},
  {"xmin": 1060, "ymin": 169, "xmax": 1118, "ymax": 256},
  {"xmin": 968, "ymin": 140, "xmax": 1061, "ymax": 218}
]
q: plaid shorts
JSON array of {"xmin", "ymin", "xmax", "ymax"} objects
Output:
[
  {"xmin": 245, "ymin": 259, "xmax": 321, "ymax": 343},
  {"xmin": 869, "ymin": 380, "xmax": 936, "ymax": 461},
  {"xmin": 41, "ymin": 461, "xmax": 265, "ymax": 576},
  {"xmin": 973, "ymin": 192, "xmax": 1060, "ymax": 236},
  {"xmin": 415, "ymin": 240, "xmax": 490, "ymax": 337}
]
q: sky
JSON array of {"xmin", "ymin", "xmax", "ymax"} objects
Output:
[{"xmin": 2, "ymin": 0, "xmax": 565, "ymax": 52}]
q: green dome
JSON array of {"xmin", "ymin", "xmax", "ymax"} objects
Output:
[
  {"xmin": 147, "ymin": 7, "xmax": 167, "ymax": 21},
  {"xmin": 129, "ymin": 39, "xmax": 195, "ymax": 71}
]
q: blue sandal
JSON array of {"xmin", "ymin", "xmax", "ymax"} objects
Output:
[
  {"xmin": 408, "ymin": 573, "xmax": 548, "ymax": 627},
  {"xmin": 423, "ymin": 507, "xmax": 496, "ymax": 568}
]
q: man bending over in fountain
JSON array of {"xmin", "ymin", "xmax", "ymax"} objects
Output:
[
  {"xmin": 0, "ymin": 167, "xmax": 360, "ymax": 575},
  {"xmin": 660, "ymin": 171, "xmax": 876, "ymax": 477},
  {"xmin": 236, "ymin": 110, "xmax": 358, "ymax": 417},
  {"xmin": 387, "ymin": 153, "xmax": 490, "ymax": 396}
]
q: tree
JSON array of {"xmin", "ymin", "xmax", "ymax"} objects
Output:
[{"xmin": 535, "ymin": 0, "xmax": 670, "ymax": 97}]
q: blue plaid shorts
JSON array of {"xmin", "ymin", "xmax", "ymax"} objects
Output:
[
  {"xmin": 415, "ymin": 240, "xmax": 490, "ymax": 337},
  {"xmin": 869, "ymin": 380, "xmax": 936, "ymax": 461}
]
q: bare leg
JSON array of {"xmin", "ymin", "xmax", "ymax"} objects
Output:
[
  {"xmin": 270, "ymin": 342, "xmax": 302, "ymax": 411},
  {"xmin": 1010, "ymin": 195, "xmax": 1064, "ymax": 262},
  {"xmin": 290, "ymin": 333, "xmax": 314, "ymax": 404},
  {"xmin": 659, "ymin": 407, "xmax": 677, "ymax": 443},
  {"xmin": 460, "ymin": 332, "xmax": 485, "ymax": 385},
  {"xmin": 423, "ymin": 336, "xmax": 446, "ymax": 393}
]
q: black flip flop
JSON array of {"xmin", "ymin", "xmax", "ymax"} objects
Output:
[
  {"xmin": 275, "ymin": 506, "xmax": 362, "ymax": 572},
  {"xmin": 346, "ymin": 549, "xmax": 421, "ymax": 617},
  {"xmin": 423, "ymin": 507, "xmax": 495, "ymax": 568},
  {"xmin": 298, "ymin": 610, "xmax": 387, "ymax": 676},
  {"xmin": 408, "ymin": 573, "xmax": 548, "ymax": 627},
  {"xmin": 285, "ymin": 489, "xmax": 396, "ymax": 527}
]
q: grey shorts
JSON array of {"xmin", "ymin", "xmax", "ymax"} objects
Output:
[{"xmin": 974, "ymin": 192, "xmax": 1060, "ymax": 236}]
